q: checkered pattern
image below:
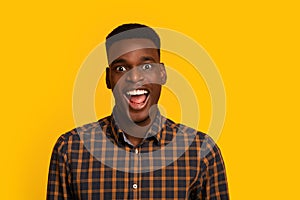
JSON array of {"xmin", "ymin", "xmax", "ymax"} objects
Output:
[{"xmin": 47, "ymin": 114, "xmax": 229, "ymax": 199}]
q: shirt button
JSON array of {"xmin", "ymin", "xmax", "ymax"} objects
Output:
[
  {"xmin": 135, "ymin": 149, "xmax": 139, "ymax": 154},
  {"xmin": 133, "ymin": 183, "xmax": 138, "ymax": 189}
]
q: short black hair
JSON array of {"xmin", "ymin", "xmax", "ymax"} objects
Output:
[{"xmin": 105, "ymin": 23, "xmax": 161, "ymax": 57}]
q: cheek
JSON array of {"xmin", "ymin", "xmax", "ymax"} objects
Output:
[
  {"xmin": 151, "ymin": 85, "xmax": 162, "ymax": 100},
  {"xmin": 110, "ymin": 74, "xmax": 123, "ymax": 88}
]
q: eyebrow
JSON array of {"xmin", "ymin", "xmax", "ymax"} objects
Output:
[
  {"xmin": 110, "ymin": 56, "xmax": 156, "ymax": 67},
  {"xmin": 140, "ymin": 56, "xmax": 156, "ymax": 62},
  {"xmin": 110, "ymin": 58, "xmax": 126, "ymax": 66}
]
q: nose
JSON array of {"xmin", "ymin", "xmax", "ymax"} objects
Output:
[{"xmin": 125, "ymin": 67, "xmax": 144, "ymax": 83}]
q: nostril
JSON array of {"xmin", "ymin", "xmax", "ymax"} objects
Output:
[{"xmin": 125, "ymin": 69, "xmax": 144, "ymax": 83}]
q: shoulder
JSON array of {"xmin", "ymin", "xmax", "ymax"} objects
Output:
[
  {"xmin": 164, "ymin": 117, "xmax": 220, "ymax": 154},
  {"xmin": 164, "ymin": 117, "xmax": 208, "ymax": 140},
  {"xmin": 53, "ymin": 116, "xmax": 111, "ymax": 154}
]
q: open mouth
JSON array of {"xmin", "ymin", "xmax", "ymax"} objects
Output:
[{"xmin": 123, "ymin": 89, "xmax": 150, "ymax": 110}]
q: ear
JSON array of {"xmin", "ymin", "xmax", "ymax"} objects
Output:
[
  {"xmin": 160, "ymin": 63, "xmax": 167, "ymax": 85},
  {"xmin": 105, "ymin": 67, "xmax": 111, "ymax": 89}
]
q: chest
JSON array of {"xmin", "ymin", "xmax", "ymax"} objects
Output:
[{"xmin": 69, "ymin": 149, "xmax": 199, "ymax": 199}]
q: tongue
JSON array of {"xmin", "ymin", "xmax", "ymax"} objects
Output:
[{"xmin": 130, "ymin": 94, "xmax": 147, "ymax": 104}]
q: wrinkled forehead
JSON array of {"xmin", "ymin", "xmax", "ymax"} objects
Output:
[{"xmin": 107, "ymin": 38, "xmax": 158, "ymax": 65}]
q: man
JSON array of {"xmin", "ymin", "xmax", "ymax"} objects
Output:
[{"xmin": 47, "ymin": 23, "xmax": 229, "ymax": 199}]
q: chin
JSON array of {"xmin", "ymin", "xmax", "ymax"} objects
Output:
[{"xmin": 129, "ymin": 110, "xmax": 150, "ymax": 125}]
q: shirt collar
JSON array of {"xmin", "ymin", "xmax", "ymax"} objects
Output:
[{"xmin": 110, "ymin": 109, "xmax": 164, "ymax": 146}]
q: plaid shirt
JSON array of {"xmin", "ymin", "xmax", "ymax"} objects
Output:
[{"xmin": 47, "ymin": 114, "xmax": 229, "ymax": 199}]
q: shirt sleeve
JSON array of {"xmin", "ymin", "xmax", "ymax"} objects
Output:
[
  {"xmin": 195, "ymin": 136, "xmax": 230, "ymax": 200},
  {"xmin": 47, "ymin": 135, "xmax": 73, "ymax": 200}
]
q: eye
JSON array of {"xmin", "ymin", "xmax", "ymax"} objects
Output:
[
  {"xmin": 115, "ymin": 66, "xmax": 127, "ymax": 72},
  {"xmin": 142, "ymin": 63, "xmax": 152, "ymax": 70}
]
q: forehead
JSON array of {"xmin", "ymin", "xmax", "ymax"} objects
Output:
[{"xmin": 107, "ymin": 38, "xmax": 158, "ymax": 65}]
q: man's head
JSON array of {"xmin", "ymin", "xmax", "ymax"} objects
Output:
[
  {"xmin": 105, "ymin": 23, "xmax": 166, "ymax": 127},
  {"xmin": 105, "ymin": 23, "xmax": 161, "ymax": 62}
]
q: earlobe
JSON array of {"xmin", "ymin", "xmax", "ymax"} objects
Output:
[{"xmin": 106, "ymin": 67, "xmax": 111, "ymax": 89}]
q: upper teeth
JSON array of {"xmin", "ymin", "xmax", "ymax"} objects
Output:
[{"xmin": 126, "ymin": 89, "xmax": 148, "ymax": 96}]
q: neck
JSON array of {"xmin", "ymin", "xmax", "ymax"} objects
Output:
[
  {"xmin": 124, "ymin": 133, "xmax": 143, "ymax": 147},
  {"xmin": 113, "ymin": 106, "xmax": 159, "ymax": 145}
]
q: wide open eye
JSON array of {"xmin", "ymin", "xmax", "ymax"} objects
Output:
[
  {"xmin": 115, "ymin": 66, "xmax": 127, "ymax": 72},
  {"xmin": 142, "ymin": 63, "xmax": 153, "ymax": 70}
]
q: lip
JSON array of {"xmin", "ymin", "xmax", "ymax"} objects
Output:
[{"xmin": 123, "ymin": 87, "xmax": 151, "ymax": 111}]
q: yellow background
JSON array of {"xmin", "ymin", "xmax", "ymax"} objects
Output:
[{"xmin": 1, "ymin": 0, "xmax": 299, "ymax": 199}]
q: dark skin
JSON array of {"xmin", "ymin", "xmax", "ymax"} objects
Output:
[{"xmin": 106, "ymin": 38, "xmax": 166, "ymax": 146}]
